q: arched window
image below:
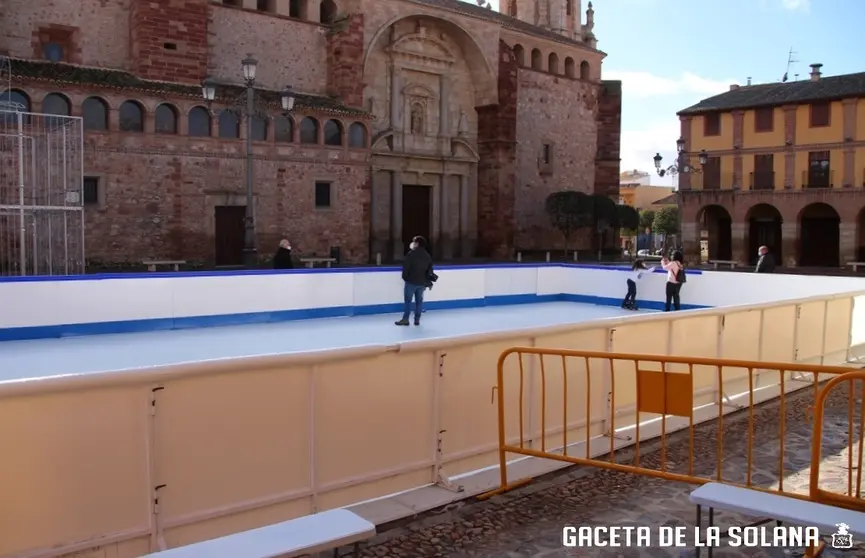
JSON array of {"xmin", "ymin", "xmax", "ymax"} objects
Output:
[
  {"xmin": 564, "ymin": 57, "xmax": 575, "ymax": 78},
  {"xmin": 218, "ymin": 111, "xmax": 240, "ymax": 138},
  {"xmin": 300, "ymin": 117, "xmax": 319, "ymax": 144},
  {"xmin": 81, "ymin": 97, "xmax": 108, "ymax": 130},
  {"xmin": 324, "ymin": 119, "xmax": 343, "ymax": 146},
  {"xmin": 188, "ymin": 106, "xmax": 211, "ymax": 137},
  {"xmin": 0, "ymin": 89, "xmax": 31, "ymax": 124},
  {"xmin": 548, "ymin": 53, "xmax": 559, "ymax": 74},
  {"xmin": 250, "ymin": 116, "xmax": 267, "ymax": 141},
  {"xmin": 119, "ymin": 100, "xmax": 144, "ymax": 132},
  {"xmin": 531, "ymin": 49, "xmax": 542, "ymax": 70},
  {"xmin": 348, "ymin": 122, "xmax": 367, "ymax": 148},
  {"xmin": 275, "ymin": 116, "xmax": 294, "ymax": 143},
  {"xmin": 42, "ymin": 93, "xmax": 70, "ymax": 116},
  {"xmin": 155, "ymin": 104, "xmax": 178, "ymax": 134},
  {"xmin": 580, "ymin": 60, "xmax": 590, "ymax": 80},
  {"xmin": 0, "ymin": 89, "xmax": 30, "ymax": 111},
  {"xmin": 320, "ymin": 0, "xmax": 337, "ymax": 24},
  {"xmin": 513, "ymin": 44, "xmax": 525, "ymax": 67}
]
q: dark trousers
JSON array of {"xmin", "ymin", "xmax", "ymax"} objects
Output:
[
  {"xmin": 402, "ymin": 283, "xmax": 426, "ymax": 321},
  {"xmin": 622, "ymin": 279, "xmax": 637, "ymax": 308},
  {"xmin": 665, "ymin": 282, "xmax": 682, "ymax": 311}
]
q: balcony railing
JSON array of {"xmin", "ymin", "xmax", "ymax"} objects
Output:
[
  {"xmin": 802, "ymin": 169, "xmax": 834, "ymax": 189},
  {"xmin": 749, "ymin": 171, "xmax": 775, "ymax": 191},
  {"xmin": 685, "ymin": 173, "xmax": 737, "ymax": 191}
]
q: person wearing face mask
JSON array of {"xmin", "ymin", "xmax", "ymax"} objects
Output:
[
  {"xmin": 755, "ymin": 245, "xmax": 775, "ymax": 273},
  {"xmin": 396, "ymin": 236, "xmax": 434, "ymax": 326}
]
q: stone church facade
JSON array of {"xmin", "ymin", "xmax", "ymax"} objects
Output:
[{"xmin": 0, "ymin": 0, "xmax": 621, "ymax": 266}]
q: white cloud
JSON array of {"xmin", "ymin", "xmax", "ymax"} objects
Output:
[
  {"xmin": 619, "ymin": 121, "xmax": 682, "ymax": 186},
  {"xmin": 603, "ymin": 70, "xmax": 737, "ymax": 99},
  {"xmin": 781, "ymin": 0, "xmax": 810, "ymax": 11}
]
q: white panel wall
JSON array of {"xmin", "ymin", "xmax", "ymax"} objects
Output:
[{"xmin": 1, "ymin": 265, "xmax": 864, "ymax": 333}]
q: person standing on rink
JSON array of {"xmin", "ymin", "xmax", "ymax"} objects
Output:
[
  {"xmin": 660, "ymin": 250, "xmax": 685, "ymax": 311},
  {"xmin": 622, "ymin": 259, "xmax": 654, "ymax": 310},
  {"xmin": 396, "ymin": 236, "xmax": 434, "ymax": 326}
]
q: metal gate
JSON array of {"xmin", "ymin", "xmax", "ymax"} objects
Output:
[{"xmin": 0, "ymin": 108, "xmax": 85, "ymax": 276}]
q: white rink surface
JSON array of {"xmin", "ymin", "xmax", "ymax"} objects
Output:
[{"xmin": 0, "ymin": 302, "xmax": 651, "ymax": 384}]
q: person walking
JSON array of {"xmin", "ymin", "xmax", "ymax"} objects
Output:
[
  {"xmin": 395, "ymin": 236, "xmax": 434, "ymax": 326},
  {"xmin": 755, "ymin": 245, "xmax": 776, "ymax": 273},
  {"xmin": 622, "ymin": 259, "xmax": 654, "ymax": 310},
  {"xmin": 660, "ymin": 250, "xmax": 685, "ymax": 311},
  {"xmin": 273, "ymin": 239, "xmax": 294, "ymax": 269}
]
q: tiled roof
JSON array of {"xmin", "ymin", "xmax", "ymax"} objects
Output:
[
  {"xmin": 651, "ymin": 194, "xmax": 678, "ymax": 205},
  {"xmin": 6, "ymin": 58, "xmax": 369, "ymax": 117},
  {"xmin": 678, "ymin": 71, "xmax": 865, "ymax": 115},
  {"xmin": 413, "ymin": 0, "xmax": 603, "ymax": 53}
]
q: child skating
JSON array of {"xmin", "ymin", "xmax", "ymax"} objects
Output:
[{"xmin": 622, "ymin": 259, "xmax": 654, "ymax": 311}]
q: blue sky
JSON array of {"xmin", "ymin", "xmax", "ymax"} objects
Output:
[{"xmin": 482, "ymin": 0, "xmax": 865, "ymax": 185}]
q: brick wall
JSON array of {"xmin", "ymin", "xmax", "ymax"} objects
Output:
[
  {"xmin": 593, "ymin": 79, "xmax": 621, "ymax": 198},
  {"xmin": 130, "ymin": 0, "xmax": 209, "ymax": 84},
  {"xmin": 476, "ymin": 40, "xmax": 518, "ymax": 259},
  {"xmin": 326, "ymin": 13, "xmax": 365, "ymax": 108},
  {"xmin": 513, "ymin": 69, "xmax": 600, "ymax": 250},
  {"xmin": 1, "ymin": 0, "xmax": 131, "ymax": 68}
]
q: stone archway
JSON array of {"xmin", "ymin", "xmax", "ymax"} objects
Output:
[
  {"xmin": 799, "ymin": 202, "xmax": 840, "ymax": 267},
  {"xmin": 856, "ymin": 207, "xmax": 865, "ymax": 263},
  {"xmin": 697, "ymin": 204, "xmax": 732, "ymax": 263},
  {"xmin": 746, "ymin": 203, "xmax": 783, "ymax": 266}
]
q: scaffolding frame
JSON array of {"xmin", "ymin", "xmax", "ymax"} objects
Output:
[{"xmin": 0, "ymin": 109, "xmax": 85, "ymax": 276}]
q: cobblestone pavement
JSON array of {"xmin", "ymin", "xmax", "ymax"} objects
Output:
[{"xmin": 354, "ymin": 382, "xmax": 865, "ymax": 558}]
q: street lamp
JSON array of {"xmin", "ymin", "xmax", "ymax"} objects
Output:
[
  {"xmin": 201, "ymin": 55, "xmax": 296, "ymax": 268},
  {"xmin": 653, "ymin": 137, "xmax": 708, "ymax": 178}
]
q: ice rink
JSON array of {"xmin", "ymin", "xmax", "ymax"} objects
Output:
[{"xmin": 0, "ymin": 301, "xmax": 651, "ymax": 384}]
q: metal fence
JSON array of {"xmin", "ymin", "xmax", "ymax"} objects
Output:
[{"xmin": 0, "ymin": 109, "xmax": 85, "ymax": 276}]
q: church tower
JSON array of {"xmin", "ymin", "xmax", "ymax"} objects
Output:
[{"xmin": 499, "ymin": 0, "xmax": 585, "ymax": 42}]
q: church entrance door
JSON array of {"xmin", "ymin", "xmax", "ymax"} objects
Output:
[{"xmin": 402, "ymin": 184, "xmax": 431, "ymax": 256}]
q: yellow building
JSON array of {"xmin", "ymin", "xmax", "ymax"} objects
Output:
[
  {"xmin": 676, "ymin": 64, "xmax": 865, "ymax": 268},
  {"xmin": 619, "ymin": 183, "xmax": 674, "ymax": 210}
]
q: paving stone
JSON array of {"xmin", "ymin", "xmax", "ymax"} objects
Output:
[{"xmin": 355, "ymin": 381, "xmax": 865, "ymax": 557}]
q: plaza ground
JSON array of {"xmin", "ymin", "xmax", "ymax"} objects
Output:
[{"xmin": 350, "ymin": 380, "xmax": 865, "ymax": 557}]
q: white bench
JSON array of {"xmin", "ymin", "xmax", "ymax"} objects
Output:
[
  {"xmin": 847, "ymin": 262, "xmax": 865, "ymax": 272},
  {"xmin": 707, "ymin": 260, "xmax": 737, "ymax": 270},
  {"xmin": 140, "ymin": 508, "xmax": 375, "ymax": 558},
  {"xmin": 690, "ymin": 483, "xmax": 865, "ymax": 557},
  {"xmin": 300, "ymin": 257, "xmax": 337, "ymax": 268},
  {"xmin": 143, "ymin": 259, "xmax": 186, "ymax": 272}
]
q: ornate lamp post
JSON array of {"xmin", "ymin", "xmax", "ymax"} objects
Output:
[
  {"xmin": 651, "ymin": 139, "xmax": 709, "ymax": 255},
  {"xmin": 201, "ymin": 54, "xmax": 296, "ymax": 268},
  {"xmin": 653, "ymin": 137, "xmax": 708, "ymax": 178}
]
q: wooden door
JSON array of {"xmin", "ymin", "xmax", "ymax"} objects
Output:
[
  {"xmin": 401, "ymin": 185, "xmax": 431, "ymax": 256},
  {"xmin": 214, "ymin": 205, "xmax": 246, "ymax": 266}
]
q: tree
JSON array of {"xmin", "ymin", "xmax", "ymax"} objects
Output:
[
  {"xmin": 545, "ymin": 191, "xmax": 593, "ymax": 258},
  {"xmin": 616, "ymin": 204, "xmax": 640, "ymax": 233},
  {"xmin": 652, "ymin": 206, "xmax": 680, "ymax": 253},
  {"xmin": 589, "ymin": 194, "xmax": 618, "ymax": 259},
  {"xmin": 639, "ymin": 209, "xmax": 656, "ymax": 232},
  {"xmin": 617, "ymin": 205, "xmax": 640, "ymax": 258}
]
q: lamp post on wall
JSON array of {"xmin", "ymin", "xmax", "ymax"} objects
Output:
[
  {"xmin": 652, "ymin": 138, "xmax": 708, "ymax": 254},
  {"xmin": 201, "ymin": 54, "xmax": 296, "ymax": 268},
  {"xmin": 653, "ymin": 137, "xmax": 708, "ymax": 179}
]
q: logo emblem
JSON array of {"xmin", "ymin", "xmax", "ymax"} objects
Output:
[{"xmin": 831, "ymin": 523, "xmax": 854, "ymax": 549}]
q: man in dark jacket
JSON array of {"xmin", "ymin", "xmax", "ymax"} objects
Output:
[
  {"xmin": 396, "ymin": 235, "xmax": 434, "ymax": 326},
  {"xmin": 273, "ymin": 239, "xmax": 294, "ymax": 269},
  {"xmin": 755, "ymin": 245, "xmax": 775, "ymax": 273}
]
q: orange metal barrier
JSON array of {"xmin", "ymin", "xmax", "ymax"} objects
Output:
[
  {"xmin": 479, "ymin": 348, "xmax": 863, "ymax": 506},
  {"xmin": 810, "ymin": 371, "xmax": 865, "ymax": 512}
]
